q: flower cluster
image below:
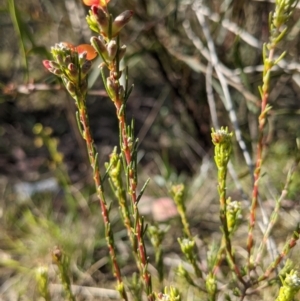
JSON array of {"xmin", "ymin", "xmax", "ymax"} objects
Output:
[
  {"xmin": 43, "ymin": 3, "xmax": 133, "ymax": 104},
  {"xmin": 87, "ymin": 5, "xmax": 133, "ymax": 104},
  {"xmin": 87, "ymin": 6, "xmax": 133, "ymax": 38},
  {"xmin": 43, "ymin": 43, "xmax": 92, "ymax": 99}
]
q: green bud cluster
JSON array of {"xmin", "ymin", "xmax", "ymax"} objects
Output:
[
  {"xmin": 177, "ymin": 237, "xmax": 202, "ymax": 278},
  {"xmin": 276, "ymin": 270, "xmax": 300, "ymax": 301},
  {"xmin": 272, "ymin": 0, "xmax": 298, "ymax": 30},
  {"xmin": 35, "ymin": 266, "xmax": 50, "ymax": 300},
  {"xmin": 178, "ymin": 238, "xmax": 195, "ymax": 259},
  {"xmin": 206, "ymin": 272, "xmax": 217, "ymax": 300},
  {"xmin": 148, "ymin": 224, "xmax": 168, "ymax": 248},
  {"xmin": 211, "ymin": 127, "xmax": 233, "ymax": 170},
  {"xmin": 226, "ymin": 197, "xmax": 241, "ymax": 234},
  {"xmin": 157, "ymin": 286, "xmax": 181, "ymax": 301}
]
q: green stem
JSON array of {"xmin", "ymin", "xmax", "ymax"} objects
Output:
[{"xmin": 218, "ymin": 164, "xmax": 246, "ymax": 285}]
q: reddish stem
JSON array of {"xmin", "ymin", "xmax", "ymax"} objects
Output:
[
  {"xmin": 256, "ymin": 226, "xmax": 300, "ymax": 284},
  {"xmin": 79, "ymin": 105, "xmax": 128, "ymax": 301},
  {"xmin": 114, "ymin": 98, "xmax": 154, "ymax": 300},
  {"xmin": 247, "ymin": 47, "xmax": 275, "ymax": 270}
]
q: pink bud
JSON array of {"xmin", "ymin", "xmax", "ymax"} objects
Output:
[
  {"xmin": 43, "ymin": 60, "xmax": 51, "ymax": 69},
  {"xmin": 91, "ymin": 5, "xmax": 99, "ymax": 15},
  {"xmin": 114, "ymin": 10, "xmax": 133, "ymax": 25},
  {"xmin": 67, "ymin": 63, "xmax": 78, "ymax": 80},
  {"xmin": 112, "ymin": 10, "xmax": 133, "ymax": 37},
  {"xmin": 91, "ymin": 36, "xmax": 109, "ymax": 62},
  {"xmin": 94, "ymin": 6, "xmax": 109, "ymax": 36},
  {"xmin": 68, "ymin": 63, "xmax": 77, "ymax": 72},
  {"xmin": 91, "ymin": 36, "xmax": 107, "ymax": 53}
]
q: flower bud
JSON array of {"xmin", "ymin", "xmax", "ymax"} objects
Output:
[
  {"xmin": 86, "ymin": 8, "xmax": 100, "ymax": 33},
  {"xmin": 78, "ymin": 52, "xmax": 87, "ymax": 65},
  {"xmin": 81, "ymin": 60, "xmax": 92, "ymax": 76},
  {"xmin": 226, "ymin": 198, "xmax": 241, "ymax": 234},
  {"xmin": 35, "ymin": 266, "xmax": 50, "ymax": 300},
  {"xmin": 56, "ymin": 54, "xmax": 64, "ymax": 65},
  {"xmin": 66, "ymin": 81, "xmax": 76, "ymax": 97},
  {"xmin": 157, "ymin": 286, "xmax": 181, "ymax": 301},
  {"xmin": 211, "ymin": 127, "xmax": 233, "ymax": 169},
  {"xmin": 112, "ymin": 10, "xmax": 133, "ymax": 36},
  {"xmin": 49, "ymin": 61, "xmax": 60, "ymax": 69},
  {"xmin": 206, "ymin": 273, "xmax": 217, "ymax": 300},
  {"xmin": 79, "ymin": 80, "xmax": 88, "ymax": 96},
  {"xmin": 106, "ymin": 77, "xmax": 117, "ymax": 100},
  {"xmin": 64, "ymin": 55, "xmax": 72, "ymax": 66},
  {"xmin": 92, "ymin": 6, "xmax": 109, "ymax": 36},
  {"xmin": 67, "ymin": 63, "xmax": 78, "ymax": 81},
  {"xmin": 113, "ymin": 70, "xmax": 122, "ymax": 80},
  {"xmin": 96, "ymin": 7, "xmax": 109, "ymax": 27},
  {"xmin": 107, "ymin": 40, "xmax": 117, "ymax": 60},
  {"xmin": 91, "ymin": 36, "xmax": 109, "ymax": 62},
  {"xmin": 42, "ymin": 60, "xmax": 51, "ymax": 70},
  {"xmin": 178, "ymin": 238, "xmax": 195, "ymax": 256},
  {"xmin": 91, "ymin": 36, "xmax": 106, "ymax": 53},
  {"xmin": 51, "ymin": 68, "xmax": 63, "ymax": 76},
  {"xmin": 68, "ymin": 63, "xmax": 77, "ymax": 72}
]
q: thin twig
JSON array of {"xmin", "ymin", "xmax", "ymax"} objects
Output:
[
  {"xmin": 193, "ymin": 1, "xmax": 254, "ymax": 175},
  {"xmin": 206, "ymin": 63, "xmax": 219, "ymax": 129},
  {"xmin": 206, "ymin": 62, "xmax": 249, "ymax": 203},
  {"xmin": 255, "ymin": 163, "xmax": 298, "ymax": 266}
]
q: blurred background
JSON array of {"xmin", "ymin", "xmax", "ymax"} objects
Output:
[
  {"xmin": 1, "ymin": 0, "xmax": 300, "ymax": 299},
  {"xmin": 2, "ymin": 0, "xmax": 300, "ymax": 181}
]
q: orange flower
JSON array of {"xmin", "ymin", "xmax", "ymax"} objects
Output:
[
  {"xmin": 61, "ymin": 42, "xmax": 97, "ymax": 60},
  {"xmin": 82, "ymin": 0, "xmax": 110, "ymax": 7}
]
